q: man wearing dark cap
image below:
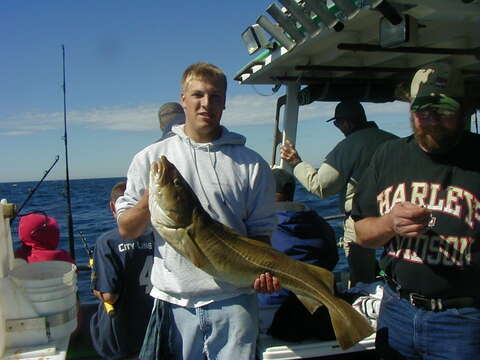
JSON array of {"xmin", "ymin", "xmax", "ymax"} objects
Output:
[
  {"xmin": 281, "ymin": 100, "xmax": 397, "ymax": 286},
  {"xmin": 352, "ymin": 63, "xmax": 480, "ymax": 359},
  {"xmin": 157, "ymin": 102, "xmax": 185, "ymax": 141}
]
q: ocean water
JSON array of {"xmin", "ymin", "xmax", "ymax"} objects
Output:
[{"xmin": 0, "ymin": 177, "xmax": 345, "ymax": 305}]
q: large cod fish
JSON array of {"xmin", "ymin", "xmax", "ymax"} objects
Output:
[{"xmin": 149, "ymin": 156, "xmax": 373, "ymax": 350}]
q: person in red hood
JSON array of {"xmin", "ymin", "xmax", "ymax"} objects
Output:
[{"xmin": 15, "ymin": 212, "xmax": 75, "ymax": 264}]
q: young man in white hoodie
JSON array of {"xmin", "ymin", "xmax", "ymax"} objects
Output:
[{"xmin": 116, "ymin": 62, "xmax": 279, "ymax": 360}]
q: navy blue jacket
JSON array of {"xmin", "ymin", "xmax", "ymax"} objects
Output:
[
  {"xmin": 258, "ymin": 209, "xmax": 338, "ymax": 306},
  {"xmin": 90, "ymin": 229, "xmax": 154, "ymax": 359}
]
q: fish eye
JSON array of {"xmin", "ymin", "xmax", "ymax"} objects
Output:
[{"xmin": 173, "ymin": 178, "xmax": 181, "ymax": 187}]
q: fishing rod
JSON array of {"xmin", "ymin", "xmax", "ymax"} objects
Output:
[
  {"xmin": 78, "ymin": 230, "xmax": 115, "ymax": 315},
  {"xmin": 62, "ymin": 44, "xmax": 76, "ymax": 260},
  {"xmin": 12, "ymin": 155, "xmax": 60, "ymax": 221},
  {"xmin": 78, "ymin": 231, "xmax": 94, "ymax": 270}
]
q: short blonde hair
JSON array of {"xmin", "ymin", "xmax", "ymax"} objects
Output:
[{"xmin": 181, "ymin": 62, "xmax": 227, "ymax": 94}]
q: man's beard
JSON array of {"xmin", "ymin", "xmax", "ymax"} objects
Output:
[{"xmin": 411, "ymin": 114, "xmax": 464, "ymax": 154}]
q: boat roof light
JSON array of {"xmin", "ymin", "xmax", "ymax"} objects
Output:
[
  {"xmin": 304, "ymin": 0, "xmax": 344, "ymax": 32},
  {"xmin": 278, "ymin": 0, "xmax": 320, "ymax": 35},
  {"xmin": 256, "ymin": 15, "xmax": 296, "ymax": 51},
  {"xmin": 266, "ymin": 3, "xmax": 305, "ymax": 43},
  {"xmin": 241, "ymin": 24, "xmax": 272, "ymax": 56}
]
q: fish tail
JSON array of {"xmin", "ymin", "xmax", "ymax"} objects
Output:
[{"xmin": 327, "ymin": 298, "xmax": 374, "ymax": 350}]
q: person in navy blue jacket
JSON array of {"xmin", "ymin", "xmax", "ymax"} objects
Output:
[
  {"xmin": 90, "ymin": 181, "xmax": 154, "ymax": 359},
  {"xmin": 258, "ymin": 168, "xmax": 339, "ymax": 306}
]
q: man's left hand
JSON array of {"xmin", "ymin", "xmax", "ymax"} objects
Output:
[{"xmin": 254, "ymin": 272, "xmax": 281, "ymax": 293}]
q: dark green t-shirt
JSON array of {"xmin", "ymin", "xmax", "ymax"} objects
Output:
[
  {"xmin": 325, "ymin": 124, "xmax": 398, "ymax": 186},
  {"xmin": 352, "ymin": 132, "xmax": 480, "ymax": 298},
  {"xmin": 324, "ymin": 122, "xmax": 397, "ymax": 213}
]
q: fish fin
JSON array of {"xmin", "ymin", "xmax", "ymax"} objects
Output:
[
  {"xmin": 295, "ymin": 294, "xmax": 324, "ymax": 314},
  {"xmin": 297, "ymin": 293, "xmax": 374, "ymax": 350},
  {"xmin": 327, "ymin": 297, "xmax": 374, "ymax": 350},
  {"xmin": 189, "ymin": 207, "xmax": 211, "ymax": 234},
  {"xmin": 181, "ymin": 211, "xmax": 208, "ymax": 269},
  {"xmin": 182, "ymin": 228, "xmax": 206, "ymax": 268}
]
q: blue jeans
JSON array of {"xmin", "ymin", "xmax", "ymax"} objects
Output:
[
  {"xmin": 140, "ymin": 294, "xmax": 259, "ymax": 360},
  {"xmin": 376, "ymin": 284, "xmax": 480, "ymax": 360}
]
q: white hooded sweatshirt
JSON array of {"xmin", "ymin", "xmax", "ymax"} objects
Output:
[{"xmin": 116, "ymin": 125, "xmax": 276, "ymax": 307}]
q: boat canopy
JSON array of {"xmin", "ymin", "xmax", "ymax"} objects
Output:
[{"xmin": 235, "ymin": 0, "xmax": 480, "ymax": 107}]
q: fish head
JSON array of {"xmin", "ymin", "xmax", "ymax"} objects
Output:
[{"xmin": 149, "ymin": 155, "xmax": 199, "ymax": 229}]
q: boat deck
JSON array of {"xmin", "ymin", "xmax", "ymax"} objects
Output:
[{"xmin": 257, "ymin": 305, "xmax": 376, "ymax": 360}]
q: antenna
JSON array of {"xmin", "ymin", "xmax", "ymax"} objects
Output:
[{"xmin": 62, "ymin": 45, "xmax": 75, "ymax": 260}]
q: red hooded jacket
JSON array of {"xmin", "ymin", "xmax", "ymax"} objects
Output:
[{"xmin": 15, "ymin": 213, "xmax": 75, "ymax": 264}]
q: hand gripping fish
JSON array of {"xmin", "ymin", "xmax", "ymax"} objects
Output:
[{"xmin": 149, "ymin": 156, "xmax": 373, "ymax": 350}]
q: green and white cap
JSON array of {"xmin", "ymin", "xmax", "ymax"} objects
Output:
[{"xmin": 410, "ymin": 62, "xmax": 464, "ymax": 112}]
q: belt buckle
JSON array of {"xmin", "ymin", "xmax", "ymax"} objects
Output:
[{"xmin": 409, "ymin": 293, "xmax": 443, "ymax": 311}]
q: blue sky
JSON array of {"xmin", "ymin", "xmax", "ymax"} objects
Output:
[{"xmin": 0, "ymin": 0, "xmax": 413, "ymax": 183}]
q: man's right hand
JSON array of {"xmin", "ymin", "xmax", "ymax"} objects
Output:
[
  {"xmin": 387, "ymin": 202, "xmax": 431, "ymax": 238},
  {"xmin": 280, "ymin": 140, "xmax": 302, "ymax": 166},
  {"xmin": 355, "ymin": 201, "xmax": 432, "ymax": 248}
]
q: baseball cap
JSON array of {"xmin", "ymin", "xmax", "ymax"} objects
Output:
[
  {"xmin": 326, "ymin": 100, "xmax": 367, "ymax": 122},
  {"xmin": 158, "ymin": 102, "xmax": 185, "ymax": 132},
  {"xmin": 410, "ymin": 63, "xmax": 464, "ymax": 112}
]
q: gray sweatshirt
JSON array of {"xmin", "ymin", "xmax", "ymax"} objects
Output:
[{"xmin": 116, "ymin": 124, "xmax": 276, "ymax": 307}]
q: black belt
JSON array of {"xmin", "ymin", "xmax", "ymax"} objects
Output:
[{"xmin": 386, "ymin": 280, "xmax": 478, "ymax": 312}]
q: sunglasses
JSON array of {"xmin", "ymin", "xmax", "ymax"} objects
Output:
[{"xmin": 415, "ymin": 108, "xmax": 457, "ymax": 121}]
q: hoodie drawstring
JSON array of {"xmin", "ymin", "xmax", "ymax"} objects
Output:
[
  {"xmin": 188, "ymin": 139, "xmax": 220, "ymax": 218},
  {"xmin": 207, "ymin": 145, "xmax": 227, "ymax": 205}
]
